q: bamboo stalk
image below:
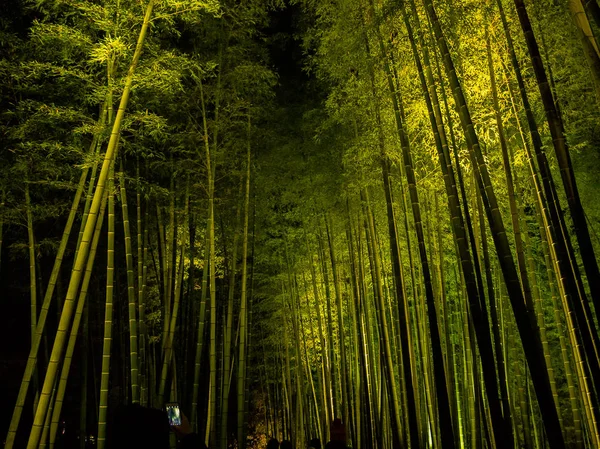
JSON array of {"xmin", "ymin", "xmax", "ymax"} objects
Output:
[
  {"xmin": 118, "ymin": 165, "xmax": 139, "ymax": 403},
  {"xmin": 26, "ymin": 3, "xmax": 155, "ymax": 445},
  {"xmin": 97, "ymin": 166, "xmax": 115, "ymax": 449},
  {"xmin": 237, "ymin": 115, "xmax": 252, "ymax": 449},
  {"xmin": 49, "ymin": 188, "xmax": 108, "ymax": 448}
]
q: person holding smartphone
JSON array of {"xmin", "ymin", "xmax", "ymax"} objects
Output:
[
  {"xmin": 169, "ymin": 406, "xmax": 207, "ymax": 449},
  {"xmin": 108, "ymin": 403, "xmax": 206, "ymax": 449}
]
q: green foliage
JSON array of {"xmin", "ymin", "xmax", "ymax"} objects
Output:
[{"xmin": 2, "ymin": 0, "xmax": 600, "ymax": 447}]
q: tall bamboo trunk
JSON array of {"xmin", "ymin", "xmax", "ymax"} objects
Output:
[
  {"xmin": 25, "ymin": 3, "xmax": 154, "ymax": 446},
  {"xmin": 533, "ymin": 191, "xmax": 583, "ymax": 447},
  {"xmin": 325, "ymin": 216, "xmax": 350, "ymax": 433},
  {"xmin": 423, "ymin": 0, "xmax": 565, "ymax": 445},
  {"xmin": 403, "ymin": 0, "xmax": 511, "ymax": 446},
  {"xmin": 136, "ymin": 160, "xmax": 148, "ymax": 406},
  {"xmin": 221, "ymin": 189, "xmax": 242, "ymax": 449},
  {"xmin": 119, "ymin": 165, "xmax": 139, "ymax": 403},
  {"xmin": 362, "ymin": 6, "xmax": 421, "ymax": 447},
  {"xmin": 512, "ymin": 0, "xmax": 600, "ymax": 325},
  {"xmin": 97, "ymin": 166, "xmax": 116, "ymax": 449},
  {"xmin": 25, "ymin": 181, "xmax": 37, "ymax": 354},
  {"xmin": 317, "ymin": 226, "xmax": 338, "ymax": 421},
  {"xmin": 237, "ymin": 116, "xmax": 252, "ymax": 449},
  {"xmin": 362, "ymin": 188, "xmax": 405, "ymax": 449},
  {"xmin": 49, "ymin": 188, "xmax": 108, "ymax": 449},
  {"xmin": 495, "ymin": 0, "xmax": 600, "ymax": 439},
  {"xmin": 25, "ymin": 180, "xmax": 39, "ymax": 417},
  {"xmin": 200, "ymin": 72, "xmax": 218, "ymax": 446},
  {"xmin": 158, "ymin": 193, "xmax": 187, "ymax": 404},
  {"xmin": 568, "ymin": 0, "xmax": 600, "ymax": 101},
  {"xmin": 191, "ymin": 225, "xmax": 210, "ymax": 430},
  {"xmin": 305, "ymin": 229, "xmax": 332, "ymax": 439},
  {"xmin": 378, "ymin": 25, "xmax": 455, "ymax": 447}
]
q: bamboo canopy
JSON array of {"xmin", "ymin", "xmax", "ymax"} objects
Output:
[{"xmin": 1, "ymin": 0, "xmax": 600, "ymax": 448}]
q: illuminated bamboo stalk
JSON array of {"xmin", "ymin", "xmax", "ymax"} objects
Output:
[
  {"xmin": 25, "ymin": 180, "xmax": 37, "ymax": 351},
  {"xmin": 396, "ymin": 146, "xmax": 424, "ymax": 444},
  {"xmin": 137, "ymin": 160, "xmax": 147, "ymax": 406},
  {"xmin": 356, "ymin": 20, "xmax": 416, "ymax": 446},
  {"xmin": 207, "ymin": 36, "xmax": 224, "ymax": 447},
  {"xmin": 306, "ymin": 229, "xmax": 332, "ymax": 431},
  {"xmin": 237, "ymin": 116, "xmax": 252, "ymax": 449},
  {"xmin": 512, "ymin": 0, "xmax": 600, "ymax": 354},
  {"xmin": 288, "ymin": 276, "xmax": 306, "ymax": 449},
  {"xmin": 325, "ymin": 214, "xmax": 350, "ymax": 432},
  {"xmin": 524, "ymin": 220, "xmax": 560, "ymax": 416},
  {"xmin": 449, "ymin": 282, "xmax": 465, "ymax": 447},
  {"xmin": 5, "ymin": 145, "xmax": 93, "ymax": 449},
  {"xmin": 325, "ymin": 215, "xmax": 349, "ymax": 426},
  {"xmin": 197, "ymin": 68, "xmax": 217, "ymax": 445},
  {"xmin": 542, "ymin": 204, "xmax": 600, "ymax": 447},
  {"xmin": 495, "ymin": 1, "xmax": 600, "ymax": 440},
  {"xmin": 26, "ymin": 3, "xmax": 155, "ymax": 446},
  {"xmin": 433, "ymin": 195, "xmax": 455, "ymax": 423},
  {"xmin": 485, "ymin": 27, "xmax": 536, "ymax": 333},
  {"xmin": 141, "ymin": 222, "xmax": 149, "ymax": 393},
  {"xmin": 79, "ymin": 297, "xmax": 89, "ymax": 449},
  {"xmin": 302, "ymin": 269, "xmax": 324, "ymax": 445},
  {"xmin": 345, "ymin": 214, "xmax": 365, "ymax": 449},
  {"xmin": 535, "ymin": 204, "xmax": 583, "ymax": 447},
  {"xmin": 567, "ymin": 0, "xmax": 600, "ymax": 100},
  {"xmin": 485, "ymin": 25, "xmax": 539, "ymax": 435},
  {"xmin": 221, "ymin": 196, "xmax": 241, "ymax": 449},
  {"xmin": 156, "ymin": 203, "xmax": 168, "ymax": 347},
  {"xmin": 376, "ymin": 10, "xmax": 455, "ymax": 443},
  {"xmin": 362, "ymin": 188, "xmax": 404, "ymax": 449},
  {"xmin": 49, "ymin": 188, "xmax": 108, "ymax": 449},
  {"xmin": 166, "ymin": 169, "xmax": 176, "ymax": 349},
  {"xmin": 219, "ymin": 180, "xmax": 245, "ymax": 449},
  {"xmin": 316, "ymin": 225, "xmax": 338, "ymax": 420},
  {"xmin": 357, "ymin": 229, "xmax": 376, "ymax": 449},
  {"xmin": 39, "ymin": 384, "xmax": 55, "ymax": 449},
  {"xmin": 118, "ymin": 165, "xmax": 139, "ymax": 403},
  {"xmin": 500, "ymin": 41, "xmax": 585, "ymax": 447},
  {"xmin": 362, "ymin": 207, "xmax": 383, "ymax": 446},
  {"xmin": 158, "ymin": 189, "xmax": 188, "ymax": 404},
  {"xmin": 97, "ymin": 166, "xmax": 115, "ymax": 449},
  {"xmin": 404, "ymin": 2, "xmax": 513, "ymax": 444},
  {"xmin": 424, "ymin": 0, "xmax": 564, "ymax": 445},
  {"xmin": 191, "ymin": 225, "xmax": 210, "ymax": 430},
  {"xmin": 25, "ymin": 177, "xmax": 40, "ymax": 421},
  {"xmin": 498, "ymin": 1, "xmax": 600, "ymax": 380}
]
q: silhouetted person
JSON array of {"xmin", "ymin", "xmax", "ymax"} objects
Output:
[
  {"xmin": 281, "ymin": 440, "xmax": 293, "ymax": 449},
  {"xmin": 267, "ymin": 438, "xmax": 280, "ymax": 449},
  {"xmin": 325, "ymin": 418, "xmax": 347, "ymax": 449},
  {"xmin": 172, "ymin": 411, "xmax": 207, "ymax": 449},
  {"xmin": 108, "ymin": 404, "xmax": 205, "ymax": 449},
  {"xmin": 309, "ymin": 437, "xmax": 322, "ymax": 449}
]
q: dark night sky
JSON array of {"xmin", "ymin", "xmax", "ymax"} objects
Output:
[{"xmin": 265, "ymin": 2, "xmax": 320, "ymax": 106}]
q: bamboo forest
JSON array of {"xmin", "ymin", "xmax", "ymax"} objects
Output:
[{"xmin": 3, "ymin": 0, "xmax": 600, "ymax": 448}]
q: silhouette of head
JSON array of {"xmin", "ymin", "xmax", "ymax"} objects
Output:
[
  {"xmin": 330, "ymin": 418, "xmax": 346, "ymax": 443},
  {"xmin": 108, "ymin": 404, "xmax": 170, "ymax": 449},
  {"xmin": 267, "ymin": 438, "xmax": 280, "ymax": 449},
  {"xmin": 309, "ymin": 437, "xmax": 322, "ymax": 449}
]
